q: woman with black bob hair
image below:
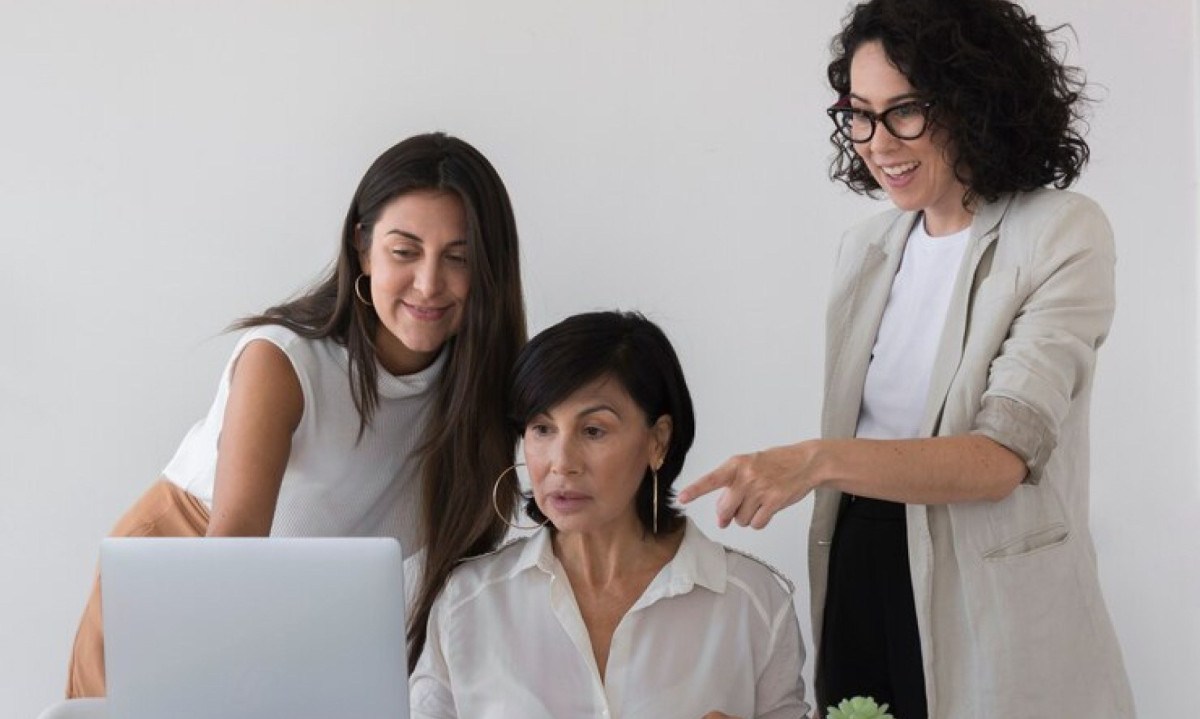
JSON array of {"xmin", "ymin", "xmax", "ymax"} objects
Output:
[
  {"xmin": 410, "ymin": 311, "xmax": 809, "ymax": 719},
  {"xmin": 512, "ymin": 310, "xmax": 694, "ymax": 536},
  {"xmin": 68, "ymin": 132, "xmax": 526, "ymax": 693},
  {"xmin": 680, "ymin": 1, "xmax": 1134, "ymax": 716}
]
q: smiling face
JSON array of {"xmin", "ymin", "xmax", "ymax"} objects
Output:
[
  {"xmin": 849, "ymin": 40, "xmax": 972, "ymax": 235},
  {"xmin": 522, "ymin": 375, "xmax": 671, "ymax": 537},
  {"xmin": 358, "ymin": 189, "xmax": 470, "ymax": 375}
]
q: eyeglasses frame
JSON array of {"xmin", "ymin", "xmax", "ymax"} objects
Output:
[{"xmin": 826, "ymin": 99, "xmax": 937, "ymax": 144}]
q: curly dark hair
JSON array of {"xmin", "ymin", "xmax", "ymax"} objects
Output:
[{"xmin": 827, "ymin": 0, "xmax": 1091, "ymax": 204}]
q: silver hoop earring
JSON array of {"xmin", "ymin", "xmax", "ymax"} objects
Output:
[
  {"xmin": 354, "ymin": 273, "xmax": 373, "ymax": 306},
  {"xmin": 492, "ymin": 463, "xmax": 548, "ymax": 531}
]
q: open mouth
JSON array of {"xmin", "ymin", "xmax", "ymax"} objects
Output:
[{"xmin": 880, "ymin": 160, "xmax": 919, "ymax": 178}]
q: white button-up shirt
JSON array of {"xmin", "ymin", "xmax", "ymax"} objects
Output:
[{"xmin": 410, "ymin": 519, "xmax": 809, "ymax": 718}]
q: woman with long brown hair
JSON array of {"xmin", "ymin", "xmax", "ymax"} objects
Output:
[{"xmin": 67, "ymin": 131, "xmax": 526, "ymax": 695}]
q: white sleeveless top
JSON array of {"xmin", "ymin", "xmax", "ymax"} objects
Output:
[{"xmin": 163, "ymin": 324, "xmax": 442, "ymax": 555}]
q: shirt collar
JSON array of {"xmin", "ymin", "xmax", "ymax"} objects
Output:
[
  {"xmin": 512, "ymin": 517, "xmax": 728, "ymax": 599},
  {"xmin": 650, "ymin": 517, "xmax": 728, "ymax": 598},
  {"xmin": 373, "ymin": 344, "xmax": 447, "ymax": 400},
  {"xmin": 514, "ymin": 525, "xmax": 557, "ymax": 576}
]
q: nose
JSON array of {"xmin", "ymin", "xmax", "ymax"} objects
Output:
[
  {"xmin": 867, "ymin": 120, "xmax": 901, "ymax": 155},
  {"xmin": 411, "ymin": 257, "xmax": 446, "ymax": 298},
  {"xmin": 548, "ymin": 436, "xmax": 583, "ymax": 477}
]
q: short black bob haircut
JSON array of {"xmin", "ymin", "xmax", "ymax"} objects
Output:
[
  {"xmin": 508, "ymin": 311, "xmax": 696, "ymax": 535},
  {"xmin": 827, "ymin": 0, "xmax": 1091, "ymax": 205}
]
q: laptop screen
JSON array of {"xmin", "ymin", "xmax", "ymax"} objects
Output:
[{"xmin": 101, "ymin": 537, "xmax": 409, "ymax": 719}]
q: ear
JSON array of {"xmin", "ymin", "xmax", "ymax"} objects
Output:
[
  {"xmin": 355, "ymin": 223, "xmax": 372, "ymax": 274},
  {"xmin": 650, "ymin": 415, "xmax": 673, "ymax": 469}
]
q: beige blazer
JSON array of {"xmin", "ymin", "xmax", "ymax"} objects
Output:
[{"xmin": 808, "ymin": 189, "xmax": 1135, "ymax": 717}]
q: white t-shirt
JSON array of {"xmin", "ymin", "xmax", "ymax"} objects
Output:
[
  {"xmin": 856, "ymin": 217, "xmax": 970, "ymax": 440},
  {"xmin": 410, "ymin": 519, "xmax": 809, "ymax": 719},
  {"xmin": 163, "ymin": 324, "xmax": 442, "ymax": 552}
]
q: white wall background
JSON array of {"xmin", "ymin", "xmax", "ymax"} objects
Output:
[{"xmin": 2, "ymin": 1, "xmax": 1195, "ymax": 716}]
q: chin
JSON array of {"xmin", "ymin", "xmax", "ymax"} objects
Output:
[
  {"xmin": 548, "ymin": 516, "xmax": 601, "ymax": 535},
  {"xmin": 882, "ymin": 190, "xmax": 927, "ymax": 213},
  {"xmin": 401, "ymin": 337, "xmax": 447, "ymax": 355},
  {"xmin": 396, "ymin": 327, "xmax": 452, "ymax": 353}
]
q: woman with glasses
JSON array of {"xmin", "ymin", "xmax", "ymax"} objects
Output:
[{"xmin": 679, "ymin": 0, "xmax": 1134, "ymax": 716}]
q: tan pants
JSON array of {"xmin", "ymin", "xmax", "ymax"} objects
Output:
[{"xmin": 66, "ymin": 479, "xmax": 210, "ymax": 698}]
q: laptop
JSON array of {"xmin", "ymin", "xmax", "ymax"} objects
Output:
[{"xmin": 101, "ymin": 537, "xmax": 409, "ymax": 719}]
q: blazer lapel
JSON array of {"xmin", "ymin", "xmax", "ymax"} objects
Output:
[
  {"xmin": 919, "ymin": 195, "xmax": 1016, "ymax": 435},
  {"xmin": 823, "ymin": 213, "xmax": 916, "ymax": 438}
]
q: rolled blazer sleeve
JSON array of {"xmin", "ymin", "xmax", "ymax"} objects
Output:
[{"xmin": 970, "ymin": 194, "xmax": 1116, "ymax": 484}]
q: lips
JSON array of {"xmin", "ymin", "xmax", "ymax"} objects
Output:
[
  {"xmin": 402, "ymin": 301, "xmax": 451, "ymax": 321},
  {"xmin": 546, "ymin": 490, "xmax": 592, "ymax": 514}
]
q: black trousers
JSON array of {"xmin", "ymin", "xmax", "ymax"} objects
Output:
[{"xmin": 816, "ymin": 497, "xmax": 929, "ymax": 719}]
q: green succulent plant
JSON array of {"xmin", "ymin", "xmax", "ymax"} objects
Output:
[{"xmin": 826, "ymin": 696, "xmax": 895, "ymax": 719}]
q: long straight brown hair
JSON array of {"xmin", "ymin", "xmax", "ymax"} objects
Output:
[{"xmin": 234, "ymin": 132, "xmax": 526, "ymax": 671}]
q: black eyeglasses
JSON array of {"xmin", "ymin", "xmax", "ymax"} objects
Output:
[{"xmin": 826, "ymin": 100, "xmax": 936, "ymax": 143}]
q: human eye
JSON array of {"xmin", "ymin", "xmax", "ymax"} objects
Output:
[
  {"xmin": 391, "ymin": 244, "xmax": 420, "ymax": 261},
  {"xmin": 526, "ymin": 422, "xmax": 553, "ymax": 438},
  {"xmin": 444, "ymin": 252, "xmax": 469, "ymax": 267},
  {"xmin": 582, "ymin": 425, "xmax": 607, "ymax": 439},
  {"xmin": 889, "ymin": 102, "xmax": 923, "ymax": 119}
]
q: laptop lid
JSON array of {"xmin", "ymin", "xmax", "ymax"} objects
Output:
[{"xmin": 101, "ymin": 537, "xmax": 409, "ymax": 719}]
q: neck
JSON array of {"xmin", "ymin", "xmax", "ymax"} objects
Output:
[
  {"xmin": 373, "ymin": 326, "xmax": 438, "ymax": 376},
  {"xmin": 922, "ymin": 198, "xmax": 974, "ymax": 237},
  {"xmin": 552, "ymin": 518, "xmax": 683, "ymax": 590}
]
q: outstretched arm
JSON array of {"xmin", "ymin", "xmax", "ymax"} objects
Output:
[
  {"xmin": 683, "ymin": 196, "xmax": 1115, "ymax": 530},
  {"xmin": 678, "ymin": 435, "xmax": 1025, "ymax": 529}
]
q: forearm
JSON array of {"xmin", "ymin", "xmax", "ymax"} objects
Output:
[
  {"xmin": 807, "ymin": 434, "xmax": 1027, "ymax": 504},
  {"xmin": 682, "ymin": 432, "xmax": 1029, "ymax": 528},
  {"xmin": 205, "ymin": 498, "xmax": 275, "ymax": 536}
]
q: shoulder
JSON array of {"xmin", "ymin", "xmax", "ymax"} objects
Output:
[
  {"xmin": 840, "ymin": 205, "xmax": 907, "ymax": 248},
  {"xmin": 437, "ymin": 537, "xmax": 533, "ymax": 610},
  {"xmin": 683, "ymin": 524, "xmax": 796, "ymax": 621},
  {"xmin": 235, "ymin": 324, "xmax": 322, "ymax": 357},
  {"xmin": 991, "ymin": 189, "xmax": 1115, "ymax": 273},
  {"xmin": 1004, "ymin": 187, "xmax": 1104, "ymax": 219},
  {"xmin": 715, "ymin": 544, "xmax": 798, "ymax": 630},
  {"xmin": 233, "ymin": 325, "xmax": 343, "ymax": 376},
  {"xmin": 999, "ymin": 189, "xmax": 1112, "ymax": 245},
  {"xmin": 723, "ymin": 545, "xmax": 795, "ymax": 598}
]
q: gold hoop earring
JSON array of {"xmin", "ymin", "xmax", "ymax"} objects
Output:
[
  {"xmin": 652, "ymin": 467, "xmax": 659, "ymax": 535},
  {"xmin": 492, "ymin": 463, "xmax": 548, "ymax": 531},
  {"xmin": 354, "ymin": 273, "xmax": 373, "ymax": 306}
]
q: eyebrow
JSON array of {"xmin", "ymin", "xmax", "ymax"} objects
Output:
[
  {"xmin": 576, "ymin": 403, "xmax": 620, "ymax": 419},
  {"xmin": 847, "ymin": 91, "xmax": 922, "ymax": 106},
  {"xmin": 534, "ymin": 403, "xmax": 620, "ymax": 422},
  {"xmin": 384, "ymin": 229, "xmax": 467, "ymax": 247}
]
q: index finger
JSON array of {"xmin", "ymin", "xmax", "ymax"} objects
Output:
[{"xmin": 677, "ymin": 459, "xmax": 737, "ymax": 504}]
